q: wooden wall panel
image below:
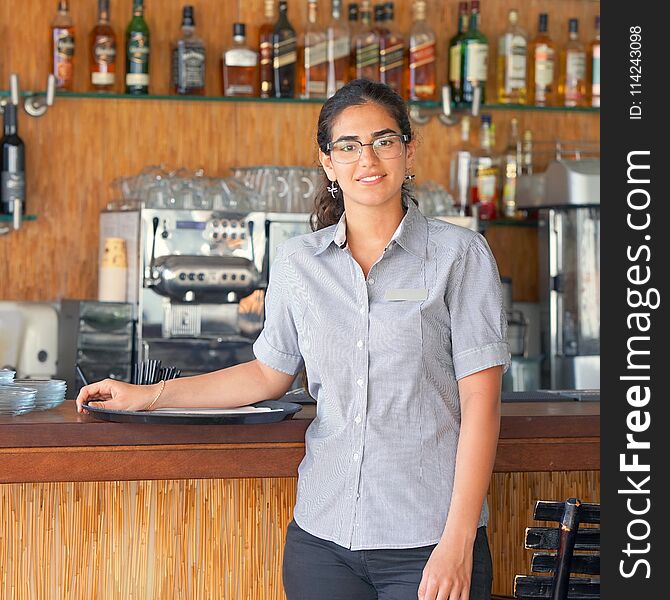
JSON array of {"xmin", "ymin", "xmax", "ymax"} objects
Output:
[{"xmin": 1, "ymin": 0, "xmax": 599, "ymax": 303}]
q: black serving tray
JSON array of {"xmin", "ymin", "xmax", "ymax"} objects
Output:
[{"xmin": 84, "ymin": 399, "xmax": 302, "ymax": 425}]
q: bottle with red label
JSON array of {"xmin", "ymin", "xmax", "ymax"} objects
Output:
[
  {"xmin": 51, "ymin": 0, "xmax": 75, "ymax": 91},
  {"xmin": 407, "ymin": 0, "xmax": 436, "ymax": 101},
  {"xmin": 470, "ymin": 114, "xmax": 499, "ymax": 221}
]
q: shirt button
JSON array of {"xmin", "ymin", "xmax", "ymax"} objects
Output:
[
  {"xmin": 356, "ymin": 378, "xmax": 364, "ymax": 387},
  {"xmin": 354, "ymin": 415, "xmax": 361, "ymax": 424},
  {"xmin": 368, "ymin": 278, "xmax": 375, "ymax": 285},
  {"xmin": 353, "ymin": 453, "xmax": 359, "ymax": 460},
  {"xmin": 359, "ymin": 306, "xmax": 366, "ymax": 315},
  {"xmin": 356, "ymin": 340, "xmax": 363, "ymax": 349}
]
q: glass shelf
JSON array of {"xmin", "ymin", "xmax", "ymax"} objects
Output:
[
  {"xmin": 0, "ymin": 214, "xmax": 36, "ymax": 222},
  {"xmin": 0, "ymin": 89, "xmax": 599, "ymax": 114}
]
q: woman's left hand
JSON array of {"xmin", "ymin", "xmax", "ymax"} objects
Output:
[{"xmin": 417, "ymin": 539, "xmax": 473, "ymax": 600}]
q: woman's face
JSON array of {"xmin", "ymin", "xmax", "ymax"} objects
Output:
[{"xmin": 319, "ymin": 102, "xmax": 416, "ymax": 212}]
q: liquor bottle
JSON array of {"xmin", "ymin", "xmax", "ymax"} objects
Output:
[
  {"xmin": 496, "ymin": 9, "xmax": 527, "ymax": 104},
  {"xmin": 51, "ymin": 1, "xmax": 75, "ymax": 91},
  {"xmin": 449, "ymin": 115, "xmax": 473, "ymax": 216},
  {"xmin": 300, "ymin": 0, "xmax": 327, "ymax": 98},
  {"xmin": 379, "ymin": 2, "xmax": 404, "ymax": 96},
  {"xmin": 272, "ymin": 0, "xmax": 298, "ymax": 97},
  {"xmin": 407, "ymin": 0, "xmax": 436, "ymax": 101},
  {"xmin": 461, "ymin": 0, "xmax": 488, "ymax": 106},
  {"xmin": 559, "ymin": 18, "xmax": 587, "ymax": 107},
  {"xmin": 223, "ymin": 23, "xmax": 259, "ymax": 97},
  {"xmin": 520, "ymin": 129, "xmax": 533, "ymax": 175},
  {"xmin": 325, "ymin": 0, "xmax": 350, "ymax": 97},
  {"xmin": 1, "ymin": 104, "xmax": 25, "ymax": 217},
  {"xmin": 172, "ymin": 6, "xmax": 206, "ymax": 95},
  {"xmin": 125, "ymin": 0, "xmax": 150, "ymax": 95},
  {"xmin": 259, "ymin": 0, "xmax": 275, "ymax": 98},
  {"xmin": 471, "ymin": 114, "xmax": 498, "ymax": 221},
  {"xmin": 348, "ymin": 2, "xmax": 360, "ymax": 40},
  {"xmin": 500, "ymin": 117, "xmax": 520, "ymax": 218},
  {"xmin": 448, "ymin": 2, "xmax": 468, "ymax": 104},
  {"xmin": 589, "ymin": 15, "xmax": 601, "ymax": 107},
  {"xmin": 351, "ymin": 0, "xmax": 380, "ymax": 82},
  {"xmin": 89, "ymin": 0, "xmax": 116, "ymax": 91},
  {"xmin": 528, "ymin": 14, "xmax": 556, "ymax": 106}
]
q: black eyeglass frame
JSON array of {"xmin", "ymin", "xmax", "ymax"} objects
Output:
[{"xmin": 326, "ymin": 133, "xmax": 411, "ymax": 163}]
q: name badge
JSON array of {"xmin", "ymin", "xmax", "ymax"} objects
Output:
[{"xmin": 384, "ymin": 288, "xmax": 428, "ymax": 301}]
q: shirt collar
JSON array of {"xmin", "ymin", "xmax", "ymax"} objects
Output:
[{"xmin": 314, "ymin": 198, "xmax": 427, "ymax": 260}]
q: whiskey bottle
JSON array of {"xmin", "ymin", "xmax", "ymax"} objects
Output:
[
  {"xmin": 51, "ymin": 0, "xmax": 75, "ymax": 91},
  {"xmin": 1, "ymin": 104, "xmax": 25, "ymax": 218},
  {"xmin": 259, "ymin": 0, "xmax": 275, "ymax": 98},
  {"xmin": 90, "ymin": 0, "xmax": 116, "ymax": 91},
  {"xmin": 471, "ymin": 114, "xmax": 498, "ymax": 221},
  {"xmin": 407, "ymin": 0, "xmax": 436, "ymax": 101},
  {"xmin": 325, "ymin": 0, "xmax": 350, "ymax": 97},
  {"xmin": 559, "ymin": 18, "xmax": 587, "ymax": 107},
  {"xmin": 528, "ymin": 13, "xmax": 556, "ymax": 106},
  {"xmin": 348, "ymin": 2, "xmax": 360, "ymax": 39},
  {"xmin": 496, "ymin": 9, "xmax": 527, "ymax": 104},
  {"xmin": 300, "ymin": 0, "xmax": 327, "ymax": 98},
  {"xmin": 125, "ymin": 0, "xmax": 150, "ymax": 95},
  {"xmin": 500, "ymin": 117, "xmax": 520, "ymax": 218},
  {"xmin": 379, "ymin": 2, "xmax": 404, "ymax": 96},
  {"xmin": 461, "ymin": 0, "xmax": 488, "ymax": 106},
  {"xmin": 172, "ymin": 5, "xmax": 206, "ymax": 95},
  {"xmin": 272, "ymin": 0, "xmax": 298, "ymax": 97},
  {"xmin": 351, "ymin": 0, "xmax": 380, "ymax": 82},
  {"xmin": 223, "ymin": 23, "xmax": 259, "ymax": 97},
  {"xmin": 588, "ymin": 15, "xmax": 600, "ymax": 107},
  {"xmin": 448, "ymin": 2, "xmax": 468, "ymax": 104}
]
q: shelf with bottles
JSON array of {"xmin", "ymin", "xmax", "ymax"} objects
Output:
[{"xmin": 0, "ymin": 214, "xmax": 36, "ymax": 222}]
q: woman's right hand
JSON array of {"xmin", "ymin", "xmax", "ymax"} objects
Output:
[{"xmin": 76, "ymin": 379, "xmax": 162, "ymax": 415}]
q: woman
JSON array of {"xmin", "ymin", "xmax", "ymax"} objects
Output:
[{"xmin": 77, "ymin": 80, "xmax": 510, "ymax": 600}]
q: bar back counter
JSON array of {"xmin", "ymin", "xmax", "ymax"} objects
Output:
[{"xmin": 0, "ymin": 399, "xmax": 599, "ymax": 598}]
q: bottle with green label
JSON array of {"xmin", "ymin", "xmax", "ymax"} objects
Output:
[
  {"xmin": 460, "ymin": 0, "xmax": 489, "ymax": 106},
  {"xmin": 448, "ymin": 2, "xmax": 468, "ymax": 104},
  {"xmin": 125, "ymin": 0, "xmax": 150, "ymax": 95}
]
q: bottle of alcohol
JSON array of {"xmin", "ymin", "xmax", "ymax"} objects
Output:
[
  {"xmin": 528, "ymin": 13, "xmax": 556, "ymax": 106},
  {"xmin": 589, "ymin": 15, "xmax": 600, "ymax": 108},
  {"xmin": 379, "ymin": 2, "xmax": 404, "ymax": 96},
  {"xmin": 51, "ymin": 1, "xmax": 75, "ymax": 91},
  {"xmin": 272, "ymin": 0, "xmax": 298, "ymax": 97},
  {"xmin": 449, "ymin": 115, "xmax": 473, "ymax": 216},
  {"xmin": 351, "ymin": 0, "xmax": 380, "ymax": 82},
  {"xmin": 461, "ymin": 0, "xmax": 488, "ymax": 106},
  {"xmin": 471, "ymin": 114, "xmax": 498, "ymax": 221},
  {"xmin": 125, "ymin": 0, "xmax": 150, "ymax": 95},
  {"xmin": 501, "ymin": 117, "xmax": 520, "ymax": 218},
  {"xmin": 89, "ymin": 0, "xmax": 116, "ymax": 91},
  {"xmin": 259, "ymin": 0, "xmax": 275, "ymax": 98},
  {"xmin": 348, "ymin": 2, "xmax": 360, "ymax": 40},
  {"xmin": 326, "ymin": 0, "xmax": 350, "ymax": 98},
  {"xmin": 407, "ymin": 0, "xmax": 436, "ymax": 101},
  {"xmin": 496, "ymin": 9, "xmax": 527, "ymax": 104},
  {"xmin": 300, "ymin": 0, "xmax": 327, "ymax": 98},
  {"xmin": 448, "ymin": 2, "xmax": 468, "ymax": 105},
  {"xmin": 223, "ymin": 23, "xmax": 259, "ymax": 97},
  {"xmin": 520, "ymin": 129, "xmax": 533, "ymax": 175},
  {"xmin": 559, "ymin": 19, "xmax": 587, "ymax": 107},
  {"xmin": 172, "ymin": 6, "xmax": 206, "ymax": 95},
  {"xmin": 1, "ymin": 104, "xmax": 25, "ymax": 218}
]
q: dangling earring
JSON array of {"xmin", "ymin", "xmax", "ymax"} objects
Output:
[
  {"xmin": 327, "ymin": 180, "xmax": 339, "ymax": 198},
  {"xmin": 404, "ymin": 173, "xmax": 416, "ymax": 181}
]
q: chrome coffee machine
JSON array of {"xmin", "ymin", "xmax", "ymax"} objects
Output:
[{"xmin": 138, "ymin": 208, "xmax": 311, "ymax": 375}]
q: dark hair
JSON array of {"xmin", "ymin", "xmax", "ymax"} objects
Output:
[{"xmin": 310, "ymin": 79, "xmax": 417, "ymax": 232}]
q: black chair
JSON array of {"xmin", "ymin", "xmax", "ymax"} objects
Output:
[{"xmin": 513, "ymin": 498, "xmax": 600, "ymax": 599}]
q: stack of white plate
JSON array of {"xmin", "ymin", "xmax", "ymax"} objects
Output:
[
  {"xmin": 13, "ymin": 379, "xmax": 67, "ymax": 411},
  {"xmin": 0, "ymin": 385, "xmax": 37, "ymax": 416},
  {"xmin": 0, "ymin": 369, "xmax": 16, "ymax": 384}
]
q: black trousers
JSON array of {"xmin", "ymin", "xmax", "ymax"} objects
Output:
[{"xmin": 282, "ymin": 519, "xmax": 493, "ymax": 600}]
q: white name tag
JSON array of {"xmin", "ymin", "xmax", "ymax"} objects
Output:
[{"xmin": 384, "ymin": 288, "xmax": 428, "ymax": 301}]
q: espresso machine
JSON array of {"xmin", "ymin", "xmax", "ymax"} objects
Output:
[
  {"xmin": 100, "ymin": 206, "xmax": 312, "ymax": 377},
  {"xmin": 517, "ymin": 158, "xmax": 600, "ymax": 390}
]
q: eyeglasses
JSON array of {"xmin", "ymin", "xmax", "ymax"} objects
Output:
[{"xmin": 326, "ymin": 134, "xmax": 410, "ymax": 164}]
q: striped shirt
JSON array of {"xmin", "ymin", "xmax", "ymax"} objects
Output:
[{"xmin": 253, "ymin": 198, "xmax": 511, "ymax": 550}]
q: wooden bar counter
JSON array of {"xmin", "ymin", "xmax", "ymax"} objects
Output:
[{"xmin": 0, "ymin": 400, "xmax": 599, "ymax": 598}]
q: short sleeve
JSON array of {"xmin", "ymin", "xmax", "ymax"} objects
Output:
[
  {"xmin": 252, "ymin": 246, "xmax": 304, "ymax": 376},
  {"xmin": 446, "ymin": 233, "xmax": 511, "ymax": 380}
]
